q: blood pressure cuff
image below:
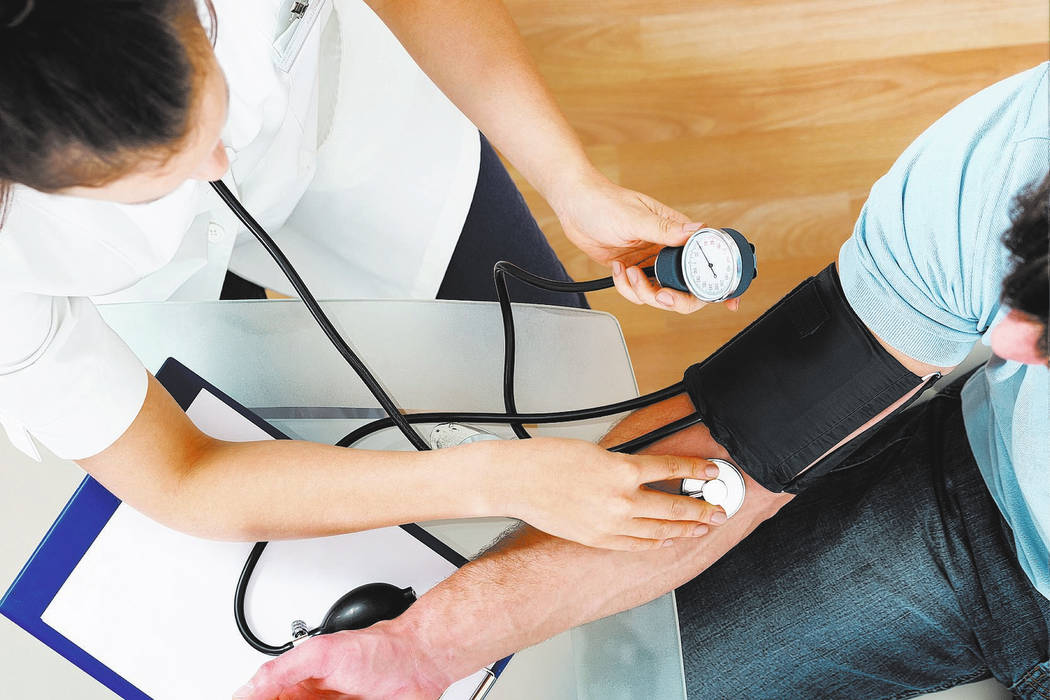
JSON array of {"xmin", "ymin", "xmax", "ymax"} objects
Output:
[{"xmin": 683, "ymin": 263, "xmax": 931, "ymax": 494}]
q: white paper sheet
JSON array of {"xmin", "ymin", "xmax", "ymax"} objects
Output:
[{"xmin": 42, "ymin": 388, "xmax": 489, "ymax": 699}]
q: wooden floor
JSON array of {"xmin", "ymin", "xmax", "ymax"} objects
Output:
[{"xmin": 500, "ymin": 0, "xmax": 1048, "ymax": 392}]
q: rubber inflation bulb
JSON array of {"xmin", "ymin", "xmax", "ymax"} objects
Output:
[{"xmin": 316, "ymin": 582, "xmax": 417, "ymax": 635}]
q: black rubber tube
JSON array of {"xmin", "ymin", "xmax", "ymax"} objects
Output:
[
  {"xmin": 215, "ymin": 178, "xmax": 687, "ymax": 656},
  {"xmin": 492, "ymin": 261, "xmax": 656, "ymax": 438},
  {"xmin": 210, "ymin": 181, "xmax": 431, "ymax": 452},
  {"xmin": 234, "ymin": 542, "xmax": 290, "ymax": 656},
  {"xmin": 336, "ymin": 382, "xmax": 686, "ymax": 448},
  {"xmin": 607, "ymin": 412, "xmax": 704, "ymax": 454}
]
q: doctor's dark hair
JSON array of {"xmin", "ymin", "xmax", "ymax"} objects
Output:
[
  {"xmin": 1000, "ymin": 171, "xmax": 1049, "ymax": 357},
  {"xmin": 0, "ymin": 0, "xmax": 216, "ymax": 220}
]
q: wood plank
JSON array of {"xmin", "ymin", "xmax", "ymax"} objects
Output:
[
  {"xmin": 554, "ymin": 44, "xmax": 1048, "ymax": 146},
  {"xmin": 499, "ymin": 0, "xmax": 1048, "ymax": 392}
]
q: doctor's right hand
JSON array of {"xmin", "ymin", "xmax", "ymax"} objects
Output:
[{"xmin": 473, "ymin": 437, "xmax": 727, "ymax": 551}]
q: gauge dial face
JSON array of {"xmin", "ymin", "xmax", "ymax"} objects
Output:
[{"xmin": 682, "ymin": 229, "xmax": 741, "ymax": 301}]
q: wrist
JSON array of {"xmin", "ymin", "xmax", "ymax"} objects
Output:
[
  {"xmin": 441, "ymin": 440, "xmax": 515, "ymax": 519},
  {"xmin": 389, "ymin": 596, "xmax": 476, "ymax": 689},
  {"xmin": 538, "ymin": 156, "xmax": 608, "ymax": 218}
]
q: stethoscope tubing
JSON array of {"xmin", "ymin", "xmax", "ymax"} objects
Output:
[
  {"xmin": 210, "ymin": 181, "xmax": 432, "ymax": 452},
  {"xmin": 334, "ymin": 382, "xmax": 686, "ymax": 448},
  {"xmin": 211, "ymin": 179, "xmax": 693, "ymax": 657}
]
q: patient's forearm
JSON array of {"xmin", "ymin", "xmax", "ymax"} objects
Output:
[
  {"xmin": 407, "ymin": 480, "xmax": 789, "ymax": 682},
  {"xmin": 397, "ymin": 395, "xmax": 793, "ymax": 681}
]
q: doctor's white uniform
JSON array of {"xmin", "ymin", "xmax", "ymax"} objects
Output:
[{"xmin": 0, "ymin": 0, "xmax": 480, "ymax": 461}]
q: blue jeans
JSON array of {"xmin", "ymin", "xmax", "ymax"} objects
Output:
[{"xmin": 676, "ymin": 371, "xmax": 1050, "ymax": 699}]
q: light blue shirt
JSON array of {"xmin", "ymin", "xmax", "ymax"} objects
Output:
[{"xmin": 838, "ymin": 64, "xmax": 1049, "ymax": 598}]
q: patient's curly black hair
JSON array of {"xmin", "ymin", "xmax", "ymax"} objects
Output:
[{"xmin": 1000, "ymin": 171, "xmax": 1049, "ymax": 358}]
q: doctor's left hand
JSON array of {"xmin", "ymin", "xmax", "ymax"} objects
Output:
[
  {"xmin": 552, "ymin": 171, "xmax": 733, "ymax": 314},
  {"xmin": 233, "ymin": 622, "xmax": 447, "ymax": 700}
]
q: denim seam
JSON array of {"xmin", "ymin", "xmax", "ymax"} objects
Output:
[
  {"xmin": 881, "ymin": 668, "xmax": 990, "ymax": 700},
  {"xmin": 1014, "ymin": 662, "xmax": 1050, "ymax": 699}
]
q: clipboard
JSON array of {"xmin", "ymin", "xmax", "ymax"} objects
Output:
[{"xmin": 1, "ymin": 357, "xmax": 511, "ymax": 699}]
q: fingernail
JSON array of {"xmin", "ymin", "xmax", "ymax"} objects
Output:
[
  {"xmin": 705, "ymin": 465, "xmax": 720, "ymax": 478},
  {"xmin": 693, "ymin": 525, "xmax": 709, "ymax": 536},
  {"xmin": 662, "ymin": 539, "xmax": 674, "ymax": 548},
  {"xmin": 612, "ymin": 261, "xmax": 623, "ymax": 276},
  {"xmin": 683, "ymin": 222, "xmax": 705, "ymax": 234},
  {"xmin": 657, "ymin": 291, "xmax": 674, "ymax": 307},
  {"xmin": 233, "ymin": 683, "xmax": 253, "ymax": 699},
  {"xmin": 627, "ymin": 267, "xmax": 640, "ymax": 282},
  {"xmin": 711, "ymin": 512, "xmax": 728, "ymax": 524}
]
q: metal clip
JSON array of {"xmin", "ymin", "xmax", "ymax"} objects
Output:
[
  {"xmin": 290, "ymin": 619, "xmax": 312, "ymax": 646},
  {"xmin": 290, "ymin": 1, "xmax": 309, "ymax": 18}
]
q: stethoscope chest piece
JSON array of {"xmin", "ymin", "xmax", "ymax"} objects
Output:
[
  {"xmin": 429, "ymin": 423, "xmax": 503, "ymax": 449},
  {"xmin": 680, "ymin": 458, "xmax": 746, "ymax": 518}
]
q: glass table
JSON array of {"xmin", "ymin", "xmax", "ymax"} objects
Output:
[{"xmin": 97, "ymin": 298, "xmax": 687, "ymax": 700}]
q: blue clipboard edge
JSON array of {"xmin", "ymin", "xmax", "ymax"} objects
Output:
[
  {"xmin": 0, "ymin": 476, "xmax": 146, "ymax": 700},
  {"xmin": 1, "ymin": 356, "xmax": 509, "ymax": 700}
]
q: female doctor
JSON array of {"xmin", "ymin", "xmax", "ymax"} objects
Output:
[{"xmin": 0, "ymin": 0, "xmax": 730, "ymax": 556}]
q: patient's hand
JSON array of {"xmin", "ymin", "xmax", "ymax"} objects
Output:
[
  {"xmin": 233, "ymin": 396, "xmax": 794, "ymax": 700},
  {"xmin": 233, "ymin": 620, "xmax": 448, "ymax": 700}
]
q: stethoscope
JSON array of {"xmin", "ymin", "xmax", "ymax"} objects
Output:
[{"xmin": 208, "ymin": 180, "xmax": 757, "ymax": 662}]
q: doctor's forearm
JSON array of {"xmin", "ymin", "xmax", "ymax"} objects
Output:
[
  {"xmin": 79, "ymin": 376, "xmax": 500, "ymax": 541},
  {"xmin": 166, "ymin": 438, "xmax": 494, "ymax": 540},
  {"xmin": 364, "ymin": 0, "xmax": 599, "ymax": 204}
]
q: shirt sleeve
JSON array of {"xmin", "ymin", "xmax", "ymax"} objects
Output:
[
  {"xmin": 0, "ymin": 291, "xmax": 148, "ymax": 461},
  {"xmin": 839, "ymin": 63, "xmax": 1049, "ymax": 368}
]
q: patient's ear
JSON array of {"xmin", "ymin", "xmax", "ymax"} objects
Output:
[{"xmin": 989, "ymin": 310, "xmax": 1049, "ymax": 365}]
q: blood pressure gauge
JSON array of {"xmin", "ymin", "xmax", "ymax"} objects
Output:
[
  {"xmin": 680, "ymin": 458, "xmax": 746, "ymax": 518},
  {"xmin": 655, "ymin": 227, "xmax": 757, "ymax": 302}
]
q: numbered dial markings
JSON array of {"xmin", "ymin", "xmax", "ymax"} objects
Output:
[{"xmin": 683, "ymin": 230, "xmax": 741, "ymax": 301}]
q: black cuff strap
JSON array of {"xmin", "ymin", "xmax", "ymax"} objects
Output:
[{"xmin": 683, "ymin": 264, "xmax": 930, "ymax": 494}]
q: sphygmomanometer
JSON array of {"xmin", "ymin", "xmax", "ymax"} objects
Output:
[{"xmin": 209, "ymin": 179, "xmax": 937, "ymax": 660}]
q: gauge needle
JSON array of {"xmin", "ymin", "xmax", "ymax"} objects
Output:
[{"xmin": 699, "ymin": 248, "xmax": 717, "ymax": 277}]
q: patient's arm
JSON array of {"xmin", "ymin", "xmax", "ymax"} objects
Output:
[
  {"xmin": 237, "ymin": 343, "xmax": 951, "ymax": 700},
  {"xmin": 409, "ymin": 396, "xmax": 795, "ymax": 684},
  {"xmin": 236, "ymin": 395, "xmax": 792, "ymax": 699}
]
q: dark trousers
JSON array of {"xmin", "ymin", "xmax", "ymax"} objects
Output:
[
  {"xmin": 223, "ymin": 134, "xmax": 586, "ymax": 308},
  {"xmin": 676, "ymin": 370, "xmax": 1050, "ymax": 699}
]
